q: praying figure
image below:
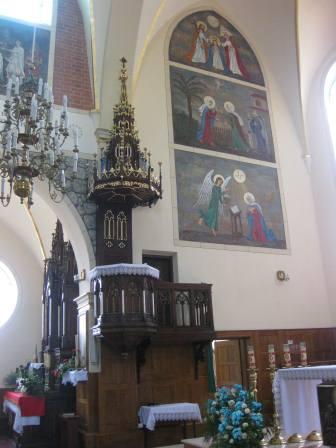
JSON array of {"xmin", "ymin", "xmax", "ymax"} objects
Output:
[
  {"xmin": 196, "ymin": 96, "xmax": 216, "ymax": 146},
  {"xmin": 244, "ymin": 192, "xmax": 276, "ymax": 243}
]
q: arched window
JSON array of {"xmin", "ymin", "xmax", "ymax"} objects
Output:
[
  {"xmin": 0, "ymin": 261, "xmax": 18, "ymax": 327},
  {"xmin": 325, "ymin": 62, "xmax": 336, "ymax": 151},
  {"xmin": 0, "ymin": 0, "xmax": 53, "ymax": 26}
]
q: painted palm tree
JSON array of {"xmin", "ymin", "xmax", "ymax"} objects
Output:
[{"xmin": 173, "ymin": 72, "xmax": 206, "ymax": 128}]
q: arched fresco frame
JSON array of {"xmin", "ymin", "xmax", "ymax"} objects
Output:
[{"xmin": 165, "ymin": 6, "xmax": 289, "ymax": 253}]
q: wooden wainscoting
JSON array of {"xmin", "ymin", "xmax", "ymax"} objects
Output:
[{"xmin": 215, "ymin": 327, "xmax": 336, "ymax": 423}]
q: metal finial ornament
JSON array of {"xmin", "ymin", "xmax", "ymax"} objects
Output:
[
  {"xmin": 119, "ymin": 57, "xmax": 128, "ymax": 104},
  {"xmin": 89, "ymin": 58, "xmax": 162, "ymax": 206}
]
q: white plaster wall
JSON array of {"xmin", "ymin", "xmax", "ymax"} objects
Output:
[
  {"xmin": 297, "ymin": 0, "xmax": 336, "ymax": 324},
  {"xmin": 132, "ymin": 1, "xmax": 332, "ymax": 330},
  {"xmin": 0, "ymin": 222, "xmax": 43, "ymax": 387}
]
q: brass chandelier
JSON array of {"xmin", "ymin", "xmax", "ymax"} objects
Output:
[{"xmin": 0, "ymin": 69, "xmax": 80, "ymax": 208}]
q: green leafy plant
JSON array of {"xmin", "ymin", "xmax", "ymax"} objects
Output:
[{"xmin": 17, "ymin": 373, "xmax": 44, "ymax": 396}]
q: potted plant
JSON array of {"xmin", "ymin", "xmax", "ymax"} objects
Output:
[{"xmin": 204, "ymin": 384, "xmax": 265, "ymax": 447}]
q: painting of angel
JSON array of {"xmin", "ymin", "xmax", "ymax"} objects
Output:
[
  {"xmin": 174, "ymin": 150, "xmax": 287, "ymax": 249},
  {"xmin": 194, "ymin": 170, "xmax": 231, "ymax": 236}
]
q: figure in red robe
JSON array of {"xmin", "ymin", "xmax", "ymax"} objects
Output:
[
  {"xmin": 196, "ymin": 96, "xmax": 216, "ymax": 146},
  {"xmin": 244, "ymin": 192, "xmax": 276, "ymax": 243},
  {"xmin": 221, "ymin": 29, "xmax": 249, "ymax": 80}
]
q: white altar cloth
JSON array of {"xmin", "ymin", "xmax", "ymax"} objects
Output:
[
  {"xmin": 273, "ymin": 365, "xmax": 336, "ymax": 437},
  {"xmin": 3, "ymin": 400, "xmax": 40, "ymax": 434},
  {"xmin": 61, "ymin": 369, "xmax": 88, "ymax": 386},
  {"xmin": 138, "ymin": 403, "xmax": 202, "ymax": 431}
]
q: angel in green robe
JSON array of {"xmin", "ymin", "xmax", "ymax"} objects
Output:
[{"xmin": 194, "ymin": 170, "xmax": 231, "ymax": 236}]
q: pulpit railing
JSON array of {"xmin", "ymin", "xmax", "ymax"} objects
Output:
[
  {"xmin": 154, "ymin": 281, "xmax": 213, "ymax": 331},
  {"xmin": 92, "ymin": 277, "xmax": 214, "ymax": 336}
]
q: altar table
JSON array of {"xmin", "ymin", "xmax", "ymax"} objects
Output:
[
  {"xmin": 3, "ymin": 391, "xmax": 45, "ymax": 434},
  {"xmin": 138, "ymin": 403, "xmax": 202, "ymax": 431},
  {"xmin": 61, "ymin": 369, "xmax": 88, "ymax": 386},
  {"xmin": 139, "ymin": 403, "xmax": 202, "ymax": 448},
  {"xmin": 273, "ymin": 365, "xmax": 336, "ymax": 437}
]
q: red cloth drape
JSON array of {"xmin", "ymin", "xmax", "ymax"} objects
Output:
[{"xmin": 4, "ymin": 391, "xmax": 45, "ymax": 416}]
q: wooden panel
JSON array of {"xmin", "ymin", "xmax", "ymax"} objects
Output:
[
  {"xmin": 216, "ymin": 327, "xmax": 336, "ymax": 424},
  {"xmin": 214, "ymin": 340, "xmax": 242, "ymax": 386}
]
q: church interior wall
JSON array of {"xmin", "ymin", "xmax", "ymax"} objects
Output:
[
  {"xmin": 132, "ymin": 2, "xmax": 333, "ymax": 330},
  {"xmin": 0, "ymin": 223, "xmax": 43, "ymax": 386}
]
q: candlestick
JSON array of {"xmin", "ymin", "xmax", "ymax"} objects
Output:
[
  {"xmin": 299, "ymin": 341, "xmax": 308, "ymax": 367},
  {"xmin": 268, "ymin": 344, "xmax": 276, "ymax": 369},
  {"xmin": 247, "ymin": 345, "xmax": 256, "ymax": 369},
  {"xmin": 283, "ymin": 343, "xmax": 292, "ymax": 368},
  {"xmin": 268, "ymin": 366, "xmax": 286, "ymax": 445}
]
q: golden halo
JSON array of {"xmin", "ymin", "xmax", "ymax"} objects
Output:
[
  {"xmin": 224, "ymin": 101, "xmax": 235, "ymax": 113},
  {"xmin": 209, "ymin": 35, "xmax": 221, "ymax": 45},
  {"xmin": 204, "ymin": 96, "xmax": 216, "ymax": 109},
  {"xmin": 244, "ymin": 192, "xmax": 255, "ymax": 205},
  {"xmin": 220, "ymin": 25, "xmax": 232, "ymax": 37},
  {"xmin": 213, "ymin": 174, "xmax": 225, "ymax": 184},
  {"xmin": 196, "ymin": 20, "xmax": 207, "ymax": 32}
]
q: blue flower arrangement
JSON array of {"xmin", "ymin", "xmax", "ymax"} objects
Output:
[{"xmin": 204, "ymin": 384, "xmax": 265, "ymax": 447}]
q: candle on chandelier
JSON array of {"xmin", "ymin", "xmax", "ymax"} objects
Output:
[
  {"xmin": 6, "ymin": 132, "xmax": 11, "ymax": 151},
  {"xmin": 12, "ymin": 129, "xmax": 18, "ymax": 148},
  {"xmin": 62, "ymin": 95, "xmax": 68, "ymax": 112},
  {"xmin": 283, "ymin": 343, "xmax": 292, "ymax": 368},
  {"xmin": 38, "ymin": 78, "xmax": 43, "ymax": 96},
  {"xmin": 50, "ymin": 148, "xmax": 55, "ymax": 165},
  {"xmin": 6, "ymin": 78, "xmax": 12, "ymax": 98},
  {"xmin": 268, "ymin": 344, "xmax": 276, "ymax": 369},
  {"xmin": 43, "ymin": 82, "xmax": 49, "ymax": 100},
  {"xmin": 74, "ymin": 128, "xmax": 79, "ymax": 147},
  {"xmin": 73, "ymin": 151, "xmax": 78, "ymax": 173},
  {"xmin": 247, "ymin": 345, "xmax": 256, "ymax": 369},
  {"xmin": 1, "ymin": 177, "xmax": 5, "ymax": 197},
  {"xmin": 49, "ymin": 105, "xmax": 54, "ymax": 123},
  {"xmin": 61, "ymin": 170, "xmax": 66, "ymax": 188},
  {"xmin": 299, "ymin": 342, "xmax": 307, "ymax": 367},
  {"xmin": 14, "ymin": 77, "xmax": 19, "ymax": 95},
  {"xmin": 30, "ymin": 95, "xmax": 38, "ymax": 120}
]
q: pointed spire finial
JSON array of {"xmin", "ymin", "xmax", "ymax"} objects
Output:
[{"xmin": 119, "ymin": 57, "xmax": 128, "ymax": 103}]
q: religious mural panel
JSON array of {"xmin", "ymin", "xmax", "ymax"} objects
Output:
[
  {"xmin": 170, "ymin": 66, "xmax": 275, "ymax": 163},
  {"xmin": 175, "ymin": 150, "xmax": 286, "ymax": 249},
  {"xmin": 169, "ymin": 10, "xmax": 264, "ymax": 86},
  {"xmin": 0, "ymin": 18, "xmax": 50, "ymax": 93}
]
